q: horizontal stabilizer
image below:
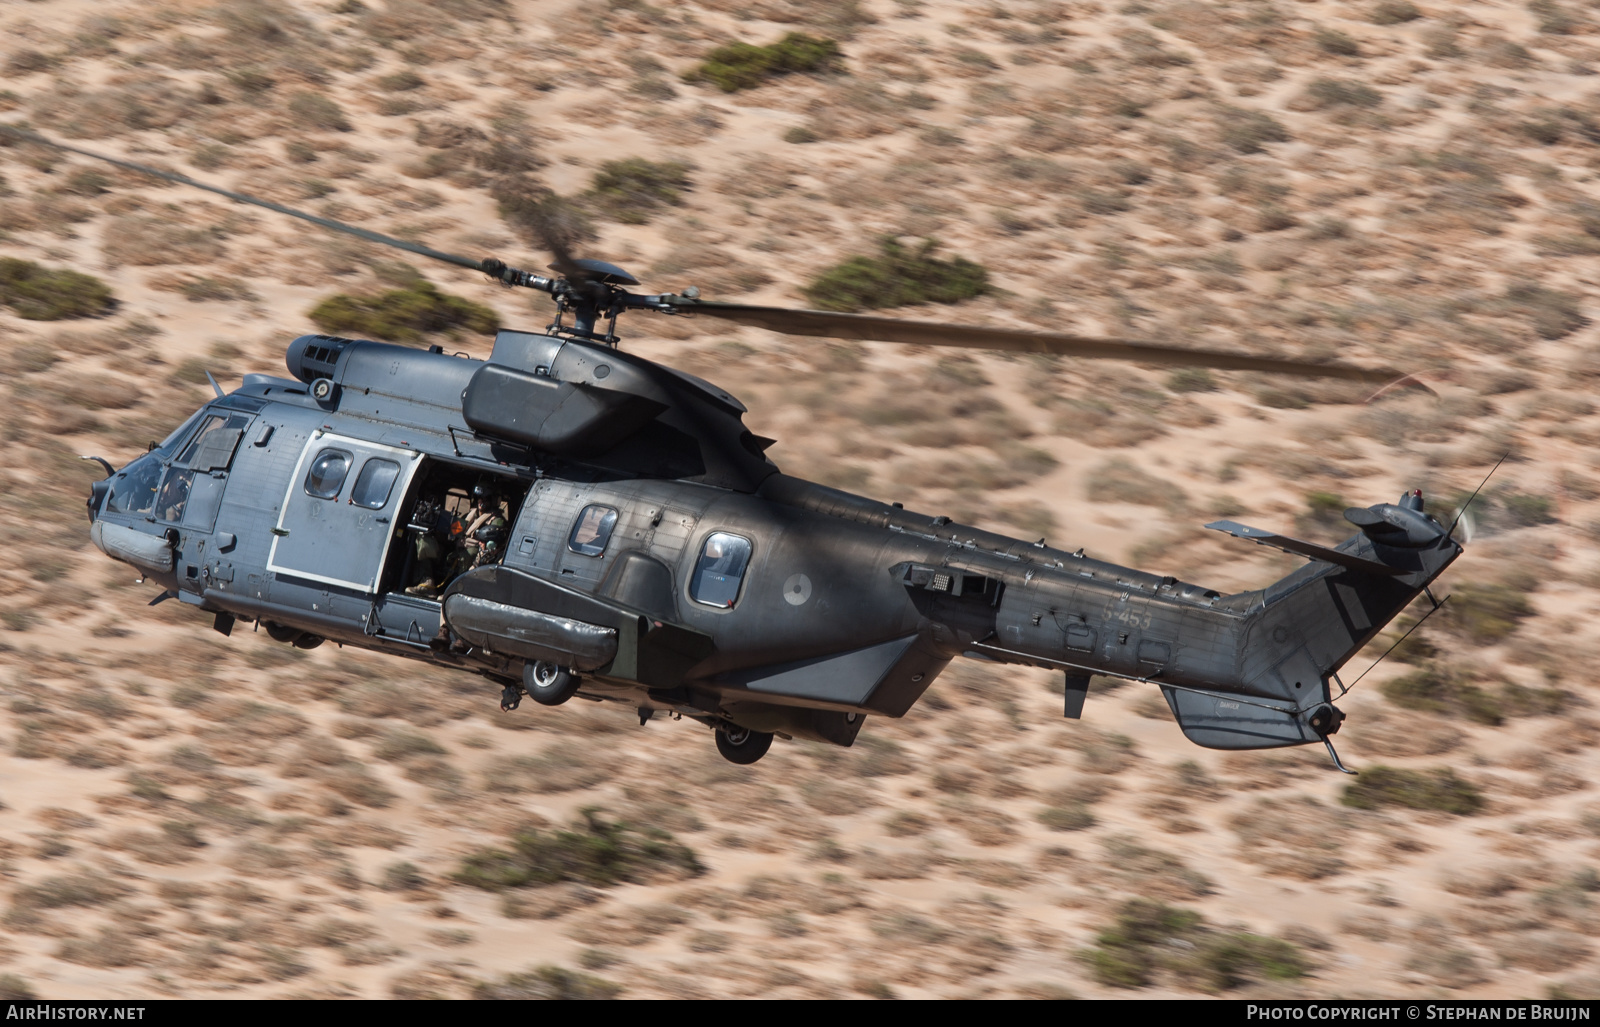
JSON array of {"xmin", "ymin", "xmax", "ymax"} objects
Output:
[{"xmin": 1204, "ymin": 520, "xmax": 1403, "ymax": 577}]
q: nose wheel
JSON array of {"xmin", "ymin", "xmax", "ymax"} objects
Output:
[{"xmin": 714, "ymin": 724, "xmax": 774, "ymax": 765}]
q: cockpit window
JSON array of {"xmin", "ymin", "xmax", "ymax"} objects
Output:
[
  {"xmin": 180, "ymin": 413, "xmax": 251, "ymax": 472},
  {"xmin": 156, "ymin": 468, "xmax": 193, "ymax": 523},
  {"xmin": 304, "ymin": 449, "xmax": 352, "ymax": 500},
  {"xmin": 106, "ymin": 455, "xmax": 162, "ymax": 515},
  {"xmin": 154, "ymin": 408, "xmax": 209, "ymax": 458},
  {"xmin": 350, "ymin": 458, "xmax": 401, "ymax": 509},
  {"xmin": 690, "ymin": 532, "xmax": 752, "ymax": 608},
  {"xmin": 567, "ymin": 505, "xmax": 618, "ymax": 557}
]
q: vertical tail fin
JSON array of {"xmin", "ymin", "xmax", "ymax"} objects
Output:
[{"xmin": 1164, "ymin": 490, "xmax": 1463, "ymax": 751}]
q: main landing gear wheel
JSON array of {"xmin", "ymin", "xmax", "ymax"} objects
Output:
[
  {"xmin": 714, "ymin": 725, "xmax": 774, "ymax": 765},
  {"xmin": 264, "ymin": 621, "xmax": 324, "ymax": 649},
  {"xmin": 524, "ymin": 661, "xmax": 579, "ymax": 707}
]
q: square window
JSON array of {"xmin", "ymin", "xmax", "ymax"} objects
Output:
[
  {"xmin": 567, "ymin": 505, "xmax": 618, "ymax": 557},
  {"xmin": 690, "ymin": 532, "xmax": 752, "ymax": 608}
]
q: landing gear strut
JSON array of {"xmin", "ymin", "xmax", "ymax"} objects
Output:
[{"xmin": 714, "ymin": 724, "xmax": 774, "ymax": 765}]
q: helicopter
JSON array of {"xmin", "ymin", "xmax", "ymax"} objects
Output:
[{"xmin": 9, "ymin": 125, "xmax": 1464, "ymax": 768}]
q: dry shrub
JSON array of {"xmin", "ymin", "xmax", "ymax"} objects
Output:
[
  {"xmin": 567, "ymin": 903, "xmax": 693, "ymax": 947},
  {"xmin": 801, "ymin": 81, "xmax": 916, "ymax": 140},
  {"xmin": 501, "ymin": 883, "xmax": 603, "ymax": 920},
  {"xmin": 474, "ymin": 965, "xmax": 622, "ymax": 1000},
  {"xmin": 56, "ymin": 928, "xmax": 146, "ymax": 968},
  {"xmin": 1337, "ymin": 912, "xmax": 1392, "ymax": 941},
  {"xmin": 858, "ymin": 849, "xmax": 934, "ymax": 880},
  {"xmin": 1230, "ymin": 796, "xmax": 1347, "ymax": 880},
  {"xmin": 1349, "ymin": 710, "xmax": 1463, "ymax": 758},
  {"xmin": 799, "ymin": 778, "xmax": 878, "ymax": 815},
  {"xmin": 1494, "ymin": 930, "xmax": 1592, "ymax": 972},
  {"xmin": 1405, "ymin": 941, "xmax": 1488, "ymax": 989},
  {"xmin": 1442, "ymin": 863, "xmax": 1533, "ymax": 899},
  {"xmin": 717, "ymin": 155, "xmax": 798, "ymax": 199},
  {"xmin": 1054, "ymin": 398, "xmax": 1168, "ymax": 449},
  {"xmin": 31, "ymin": 75, "xmax": 199, "ymax": 139},
  {"xmin": 103, "ymin": 216, "xmax": 226, "ymax": 267},
  {"xmin": 883, "ymin": 811, "xmax": 930, "ymax": 837},
  {"xmin": 335, "ymin": 679, "xmax": 451, "ymax": 726},
  {"xmin": 1085, "ymin": 457, "xmax": 1182, "ymax": 508},
  {"xmin": 318, "ymin": 764, "xmax": 396, "ymax": 809},
  {"xmin": 940, "ymin": 799, "xmax": 1018, "ymax": 846},
  {"xmin": 488, "ymin": 742, "xmax": 614, "ymax": 794},
  {"xmin": 1059, "ymin": 726, "xmax": 1139, "ymax": 775},
  {"xmin": 1104, "ymin": 835, "xmax": 1213, "ymax": 900},
  {"xmin": 388, "ymin": 961, "xmax": 476, "ymax": 1000}
]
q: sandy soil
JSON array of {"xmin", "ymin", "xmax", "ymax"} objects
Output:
[{"xmin": 1, "ymin": 0, "xmax": 1600, "ymax": 999}]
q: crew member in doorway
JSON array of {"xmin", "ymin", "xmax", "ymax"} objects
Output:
[{"xmin": 451, "ymin": 482, "xmax": 508, "ymax": 576}]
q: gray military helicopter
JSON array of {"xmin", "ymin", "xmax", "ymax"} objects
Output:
[{"xmin": 19, "ymin": 127, "xmax": 1462, "ymax": 768}]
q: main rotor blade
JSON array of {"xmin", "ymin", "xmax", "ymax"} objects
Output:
[
  {"xmin": 0, "ymin": 123, "xmax": 488, "ymax": 273},
  {"xmin": 669, "ymin": 300, "xmax": 1397, "ymax": 382}
]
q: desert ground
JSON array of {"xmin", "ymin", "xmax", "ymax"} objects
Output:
[{"xmin": 1, "ymin": 0, "xmax": 1600, "ymax": 999}]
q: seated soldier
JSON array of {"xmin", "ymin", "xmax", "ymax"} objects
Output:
[{"xmin": 447, "ymin": 482, "xmax": 509, "ymax": 579}]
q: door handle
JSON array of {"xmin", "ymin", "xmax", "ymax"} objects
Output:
[
  {"xmin": 375, "ymin": 516, "xmax": 390, "ymax": 524},
  {"xmin": 271, "ymin": 527, "xmax": 289, "ymax": 537}
]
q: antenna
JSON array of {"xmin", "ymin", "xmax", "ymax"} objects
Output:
[{"xmin": 1446, "ymin": 451, "xmax": 1510, "ymax": 541}]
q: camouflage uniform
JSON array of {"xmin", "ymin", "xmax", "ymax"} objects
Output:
[{"xmin": 450, "ymin": 503, "xmax": 508, "ymax": 577}]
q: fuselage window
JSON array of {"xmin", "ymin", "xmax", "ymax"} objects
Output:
[
  {"xmin": 304, "ymin": 449, "xmax": 353, "ymax": 500},
  {"xmin": 350, "ymin": 458, "xmax": 401, "ymax": 509},
  {"xmin": 567, "ymin": 504, "xmax": 618, "ymax": 557},
  {"xmin": 690, "ymin": 532, "xmax": 752, "ymax": 608}
]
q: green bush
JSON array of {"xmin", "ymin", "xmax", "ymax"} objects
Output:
[
  {"xmin": 1380, "ymin": 663, "xmax": 1507, "ymax": 725},
  {"xmin": 1037, "ymin": 802, "xmax": 1096, "ymax": 831},
  {"xmin": 1078, "ymin": 899, "xmax": 1306, "ymax": 992},
  {"xmin": 0, "ymin": 258, "xmax": 115, "ymax": 320},
  {"xmin": 1167, "ymin": 368, "xmax": 1217, "ymax": 393},
  {"xmin": 1502, "ymin": 491, "xmax": 1557, "ymax": 527},
  {"xmin": 0, "ymin": 974, "xmax": 35, "ymax": 1000},
  {"xmin": 587, "ymin": 158, "xmax": 691, "ymax": 224},
  {"xmin": 455, "ymin": 811, "xmax": 704, "ymax": 891},
  {"xmin": 1443, "ymin": 582, "xmax": 1535, "ymax": 644},
  {"xmin": 1341, "ymin": 765, "xmax": 1484, "ymax": 815},
  {"xmin": 308, "ymin": 281, "xmax": 498, "ymax": 344},
  {"xmin": 689, "ymin": 33, "xmax": 842, "ymax": 92},
  {"xmin": 804, "ymin": 238, "xmax": 988, "ymax": 312}
]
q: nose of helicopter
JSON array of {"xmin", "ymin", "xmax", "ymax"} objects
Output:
[{"xmin": 86, "ymin": 477, "xmax": 109, "ymax": 524}]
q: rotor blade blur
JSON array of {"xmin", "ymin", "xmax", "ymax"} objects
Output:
[
  {"xmin": 0, "ymin": 123, "xmax": 487, "ymax": 273},
  {"xmin": 670, "ymin": 300, "xmax": 1397, "ymax": 382}
]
